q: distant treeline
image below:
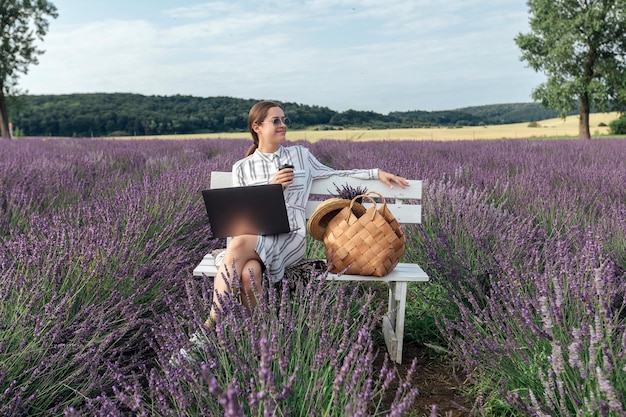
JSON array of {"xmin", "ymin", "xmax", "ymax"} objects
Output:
[{"xmin": 8, "ymin": 93, "xmax": 568, "ymax": 137}]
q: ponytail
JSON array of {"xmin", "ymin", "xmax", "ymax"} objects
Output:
[{"xmin": 245, "ymin": 142, "xmax": 258, "ymax": 157}]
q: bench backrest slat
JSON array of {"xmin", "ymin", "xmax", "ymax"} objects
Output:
[{"xmin": 209, "ymin": 171, "xmax": 422, "ymax": 224}]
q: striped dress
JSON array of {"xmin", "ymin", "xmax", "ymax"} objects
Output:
[{"xmin": 232, "ymin": 145, "xmax": 378, "ymax": 283}]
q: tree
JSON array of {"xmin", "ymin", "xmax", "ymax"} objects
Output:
[
  {"xmin": 0, "ymin": 0, "xmax": 58, "ymax": 139},
  {"xmin": 515, "ymin": 0, "xmax": 626, "ymax": 139}
]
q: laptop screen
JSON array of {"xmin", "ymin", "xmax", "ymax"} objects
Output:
[{"xmin": 201, "ymin": 184, "xmax": 291, "ymax": 238}]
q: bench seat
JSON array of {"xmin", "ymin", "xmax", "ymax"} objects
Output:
[{"xmin": 195, "ymin": 171, "xmax": 429, "ymax": 363}]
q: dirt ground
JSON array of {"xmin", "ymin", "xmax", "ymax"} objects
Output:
[{"xmin": 374, "ymin": 342, "xmax": 472, "ymax": 416}]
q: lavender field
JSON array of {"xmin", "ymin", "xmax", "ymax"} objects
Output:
[{"xmin": 1, "ymin": 137, "xmax": 625, "ymax": 416}]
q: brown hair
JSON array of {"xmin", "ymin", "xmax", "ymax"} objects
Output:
[{"xmin": 245, "ymin": 100, "xmax": 284, "ymax": 157}]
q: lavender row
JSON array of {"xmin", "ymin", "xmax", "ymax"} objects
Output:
[
  {"xmin": 309, "ymin": 138, "xmax": 626, "ymax": 414},
  {"xmin": 1, "ymin": 137, "xmax": 625, "ymax": 414},
  {"xmin": 0, "ymin": 138, "xmax": 418, "ymax": 415}
]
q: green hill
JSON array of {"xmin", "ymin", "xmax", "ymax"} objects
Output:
[
  {"xmin": 9, "ymin": 93, "xmax": 568, "ymax": 137},
  {"xmin": 453, "ymin": 103, "xmax": 569, "ymax": 124}
]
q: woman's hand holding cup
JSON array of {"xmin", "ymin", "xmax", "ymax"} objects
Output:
[{"xmin": 272, "ymin": 164, "xmax": 294, "ymax": 187}]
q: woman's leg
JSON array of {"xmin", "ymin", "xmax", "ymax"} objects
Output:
[
  {"xmin": 206, "ymin": 235, "xmax": 262, "ymax": 327},
  {"xmin": 239, "ymin": 259, "xmax": 263, "ymax": 314}
]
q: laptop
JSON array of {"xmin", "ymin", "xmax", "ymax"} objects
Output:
[{"xmin": 201, "ymin": 184, "xmax": 291, "ymax": 238}]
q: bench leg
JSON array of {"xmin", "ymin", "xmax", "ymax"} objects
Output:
[{"xmin": 382, "ymin": 281, "xmax": 407, "ymax": 364}]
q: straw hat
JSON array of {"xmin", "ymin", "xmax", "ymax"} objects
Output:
[{"xmin": 307, "ymin": 198, "xmax": 366, "ymax": 241}]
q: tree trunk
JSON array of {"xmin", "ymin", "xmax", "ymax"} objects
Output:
[
  {"xmin": 579, "ymin": 94, "xmax": 591, "ymax": 139},
  {"xmin": 0, "ymin": 88, "xmax": 10, "ymax": 139}
]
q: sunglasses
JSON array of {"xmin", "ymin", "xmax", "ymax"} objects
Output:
[{"xmin": 260, "ymin": 117, "xmax": 291, "ymax": 127}]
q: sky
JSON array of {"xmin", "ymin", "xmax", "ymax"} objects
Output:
[{"xmin": 19, "ymin": 0, "xmax": 546, "ymax": 114}]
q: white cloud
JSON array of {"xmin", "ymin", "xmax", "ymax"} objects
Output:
[{"xmin": 20, "ymin": 0, "xmax": 541, "ymax": 112}]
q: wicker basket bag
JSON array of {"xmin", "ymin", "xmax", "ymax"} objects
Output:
[{"xmin": 322, "ymin": 192, "xmax": 406, "ymax": 277}]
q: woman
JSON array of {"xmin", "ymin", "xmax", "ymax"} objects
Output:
[{"xmin": 206, "ymin": 100, "xmax": 408, "ymax": 327}]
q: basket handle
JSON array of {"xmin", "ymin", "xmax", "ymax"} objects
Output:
[
  {"xmin": 363, "ymin": 191, "xmax": 387, "ymax": 206},
  {"xmin": 347, "ymin": 193, "xmax": 378, "ymax": 220},
  {"xmin": 348, "ymin": 192, "xmax": 388, "ymax": 221}
]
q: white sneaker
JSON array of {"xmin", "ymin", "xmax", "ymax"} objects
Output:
[
  {"xmin": 175, "ymin": 347, "xmax": 193, "ymax": 365},
  {"xmin": 169, "ymin": 332, "xmax": 207, "ymax": 366},
  {"xmin": 188, "ymin": 332, "xmax": 206, "ymax": 349}
]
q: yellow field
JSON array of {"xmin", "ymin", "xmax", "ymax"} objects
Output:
[{"xmin": 121, "ymin": 112, "xmax": 622, "ymax": 142}]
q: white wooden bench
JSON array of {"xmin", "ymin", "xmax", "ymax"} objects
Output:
[{"xmin": 193, "ymin": 172, "xmax": 429, "ymax": 363}]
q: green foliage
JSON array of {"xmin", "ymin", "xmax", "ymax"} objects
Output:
[
  {"xmin": 515, "ymin": 0, "xmax": 626, "ymax": 138},
  {"xmin": 609, "ymin": 113, "xmax": 626, "ymax": 134},
  {"xmin": 456, "ymin": 102, "xmax": 564, "ymax": 123},
  {"xmin": 10, "ymin": 93, "xmax": 567, "ymax": 137},
  {"xmin": 403, "ymin": 281, "xmax": 454, "ymax": 345},
  {"xmin": 306, "ymin": 236, "xmax": 326, "ymax": 259},
  {"xmin": 0, "ymin": 0, "xmax": 58, "ymax": 138}
]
